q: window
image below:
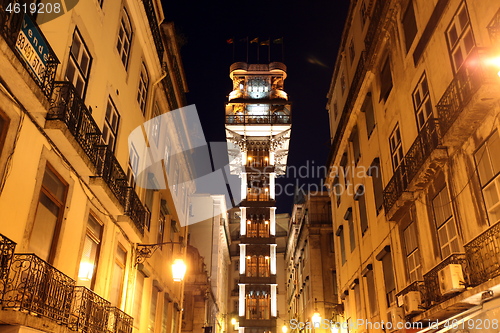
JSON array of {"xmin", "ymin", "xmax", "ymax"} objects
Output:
[
  {"xmin": 127, "ymin": 143, "xmax": 139, "ymax": 188},
  {"xmin": 476, "ymin": 132, "xmax": 500, "ymax": 223},
  {"xmin": 336, "ymin": 226, "xmax": 346, "ymax": 265},
  {"xmin": 350, "ymin": 127, "xmax": 361, "ymax": 165},
  {"xmin": 245, "ymin": 292, "xmax": 270, "ymax": 319},
  {"xmin": 432, "ymin": 185, "xmax": 460, "ymax": 258},
  {"xmin": 246, "ymin": 255, "xmax": 270, "ymax": 277},
  {"xmin": 117, "ymin": 8, "xmax": 133, "ymax": 68},
  {"xmin": 28, "ymin": 166, "xmax": 68, "ymax": 263},
  {"xmin": 133, "ymin": 272, "xmax": 145, "ymax": 327},
  {"xmin": 0, "ymin": 111, "xmax": 9, "ymax": 160},
  {"xmin": 151, "ymin": 103, "xmax": 161, "ymax": 147},
  {"xmin": 349, "ymin": 39, "xmax": 355, "ymax": 64},
  {"xmin": 363, "ymin": 266, "xmax": 378, "ymax": 316},
  {"xmin": 340, "ymin": 72, "xmax": 347, "ymax": 95},
  {"xmin": 332, "ymin": 101, "xmax": 338, "ymax": 120},
  {"xmin": 333, "ymin": 175, "xmax": 341, "ymax": 207},
  {"xmin": 403, "ymin": 219, "xmax": 422, "ymax": 283},
  {"xmin": 402, "ymin": 0, "xmax": 418, "ymax": 52},
  {"xmin": 110, "ymin": 244, "xmax": 127, "ymax": 307},
  {"xmin": 138, "ymin": 63, "xmax": 149, "ymax": 114},
  {"xmin": 379, "ymin": 56, "xmax": 393, "ymax": 102},
  {"xmin": 376, "ymin": 246, "xmax": 395, "ymax": 306},
  {"xmin": 346, "ymin": 208, "xmax": 355, "ymax": 252},
  {"xmin": 103, "ymin": 98, "xmax": 120, "ymax": 153},
  {"xmin": 149, "ymin": 286, "xmax": 160, "ymax": 332},
  {"xmin": 340, "ymin": 152, "xmax": 349, "ymax": 189},
  {"xmin": 66, "ymin": 29, "xmax": 91, "ymax": 99},
  {"xmin": 412, "ymin": 74, "xmax": 433, "ymax": 130},
  {"xmin": 355, "ymin": 186, "xmax": 369, "ymax": 235},
  {"xmin": 389, "ymin": 124, "xmax": 403, "ymax": 170},
  {"xmin": 362, "ymin": 93, "xmax": 375, "ymax": 137},
  {"xmin": 161, "ymin": 295, "xmax": 171, "ymax": 333},
  {"xmin": 368, "ymin": 158, "xmax": 384, "ymax": 214},
  {"xmin": 158, "ymin": 201, "xmax": 168, "ymax": 245},
  {"xmin": 446, "ymin": 2, "xmax": 475, "ymax": 72},
  {"xmin": 77, "ymin": 213, "xmax": 103, "ymax": 289},
  {"xmin": 360, "ymin": 0, "xmax": 368, "ymax": 28}
]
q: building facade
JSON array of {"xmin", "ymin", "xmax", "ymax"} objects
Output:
[
  {"xmin": 0, "ymin": 1, "xmax": 191, "ymax": 333},
  {"xmin": 188, "ymin": 194, "xmax": 231, "ymax": 333},
  {"xmin": 285, "ymin": 192, "xmax": 338, "ymax": 333},
  {"xmin": 224, "ymin": 61, "xmax": 292, "ymax": 333},
  {"xmin": 326, "ymin": 0, "xmax": 500, "ymax": 331}
]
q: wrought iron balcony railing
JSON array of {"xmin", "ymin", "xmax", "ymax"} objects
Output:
[
  {"xmin": 69, "ymin": 286, "xmax": 111, "ymax": 333},
  {"xmin": 141, "ymin": 0, "xmax": 164, "ymax": 63},
  {"xmin": 48, "ymin": 82, "xmax": 104, "ymax": 167},
  {"xmin": 464, "ymin": 220, "xmax": 500, "ymax": 286},
  {"xmin": 383, "ymin": 117, "xmax": 440, "ymax": 213},
  {"xmin": 436, "ymin": 49, "xmax": 494, "ymax": 138},
  {"xmin": 108, "ymin": 306, "xmax": 133, "ymax": 333},
  {"xmin": 125, "ymin": 187, "xmax": 148, "ymax": 235},
  {"xmin": 363, "ymin": 0, "xmax": 385, "ymax": 54},
  {"xmin": 0, "ymin": 1, "xmax": 58, "ymax": 97},
  {"xmin": 2, "ymin": 253, "xmax": 75, "ymax": 324},
  {"xmin": 97, "ymin": 147, "xmax": 129, "ymax": 208},
  {"xmin": 487, "ymin": 8, "xmax": 500, "ymax": 44},
  {"xmin": 422, "ymin": 253, "xmax": 469, "ymax": 305},
  {"xmin": 226, "ymin": 115, "xmax": 291, "ymax": 125},
  {"xmin": 48, "ymin": 81, "xmax": 148, "ymax": 235}
]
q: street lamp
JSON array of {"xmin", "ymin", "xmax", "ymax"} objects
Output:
[
  {"xmin": 135, "ymin": 241, "xmax": 186, "ymax": 281},
  {"xmin": 311, "ymin": 311, "xmax": 321, "ymax": 328},
  {"xmin": 282, "ymin": 325, "xmax": 288, "ymax": 333},
  {"xmin": 172, "ymin": 258, "xmax": 187, "ymax": 281}
]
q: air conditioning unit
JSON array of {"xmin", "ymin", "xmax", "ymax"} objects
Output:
[
  {"xmin": 385, "ymin": 307, "xmax": 404, "ymax": 331},
  {"xmin": 438, "ymin": 264, "xmax": 465, "ymax": 295},
  {"xmin": 403, "ymin": 291, "xmax": 423, "ymax": 315}
]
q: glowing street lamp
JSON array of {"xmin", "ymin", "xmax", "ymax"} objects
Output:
[
  {"xmin": 282, "ymin": 325, "xmax": 288, "ymax": 333},
  {"xmin": 172, "ymin": 258, "xmax": 187, "ymax": 281},
  {"xmin": 311, "ymin": 311, "xmax": 322, "ymax": 328}
]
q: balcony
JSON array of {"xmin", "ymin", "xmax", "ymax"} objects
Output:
[
  {"xmin": 2, "ymin": 253, "xmax": 75, "ymax": 324},
  {"xmin": 0, "ymin": 2, "xmax": 58, "ymax": 98},
  {"xmin": 69, "ymin": 286, "xmax": 110, "ymax": 333},
  {"xmin": 464, "ymin": 220, "xmax": 500, "ymax": 286},
  {"xmin": 487, "ymin": 8, "xmax": 500, "ymax": 45},
  {"xmin": 436, "ymin": 49, "xmax": 500, "ymax": 147},
  {"xmin": 0, "ymin": 236, "xmax": 135, "ymax": 333},
  {"xmin": 108, "ymin": 306, "xmax": 133, "ymax": 333},
  {"xmin": 48, "ymin": 81, "xmax": 148, "ymax": 236},
  {"xmin": 383, "ymin": 118, "xmax": 446, "ymax": 218},
  {"xmin": 422, "ymin": 253, "xmax": 470, "ymax": 306},
  {"xmin": 226, "ymin": 115, "xmax": 291, "ymax": 125},
  {"xmin": 141, "ymin": 0, "xmax": 164, "ymax": 63}
]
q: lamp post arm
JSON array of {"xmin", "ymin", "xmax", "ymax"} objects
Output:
[{"xmin": 135, "ymin": 241, "xmax": 184, "ymax": 265}]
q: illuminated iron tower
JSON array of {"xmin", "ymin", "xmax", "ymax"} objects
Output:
[{"xmin": 225, "ymin": 62, "xmax": 291, "ymax": 333}]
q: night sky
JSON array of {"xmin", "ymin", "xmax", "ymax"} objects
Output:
[{"xmin": 163, "ymin": 0, "xmax": 350, "ymax": 213}]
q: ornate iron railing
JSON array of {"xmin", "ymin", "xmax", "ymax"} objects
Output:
[
  {"xmin": 97, "ymin": 148, "xmax": 129, "ymax": 208},
  {"xmin": 487, "ymin": 8, "xmax": 500, "ymax": 44},
  {"xmin": 48, "ymin": 82, "xmax": 104, "ymax": 166},
  {"xmin": 69, "ymin": 286, "xmax": 111, "ymax": 333},
  {"xmin": 363, "ymin": 0, "xmax": 385, "ymax": 53},
  {"xmin": 108, "ymin": 306, "xmax": 133, "ymax": 333},
  {"xmin": 0, "ymin": 1, "xmax": 58, "ymax": 97},
  {"xmin": 436, "ymin": 50, "xmax": 492, "ymax": 137},
  {"xmin": 0, "ymin": 234, "xmax": 16, "ymax": 296},
  {"xmin": 226, "ymin": 115, "xmax": 291, "ymax": 125},
  {"xmin": 141, "ymin": 0, "xmax": 164, "ymax": 63},
  {"xmin": 464, "ymin": 221, "xmax": 500, "ymax": 286},
  {"xmin": 125, "ymin": 187, "xmax": 148, "ymax": 235},
  {"xmin": 2, "ymin": 253, "xmax": 75, "ymax": 324},
  {"xmin": 423, "ymin": 253, "xmax": 469, "ymax": 305},
  {"xmin": 383, "ymin": 117, "xmax": 440, "ymax": 212}
]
